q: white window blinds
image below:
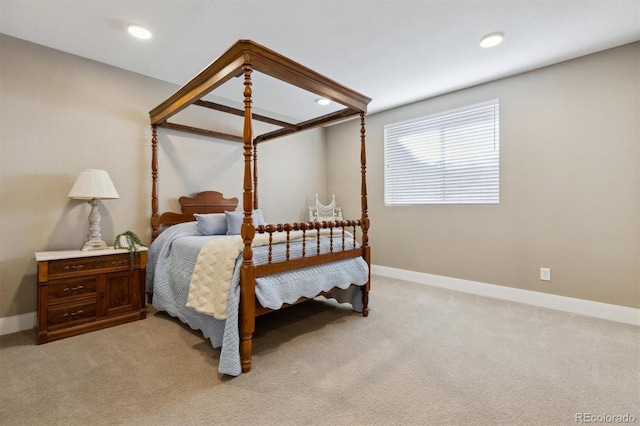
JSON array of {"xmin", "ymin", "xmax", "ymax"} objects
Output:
[{"xmin": 384, "ymin": 100, "xmax": 500, "ymax": 205}]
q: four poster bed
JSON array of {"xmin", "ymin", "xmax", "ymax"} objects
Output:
[{"xmin": 146, "ymin": 40, "xmax": 372, "ymax": 375}]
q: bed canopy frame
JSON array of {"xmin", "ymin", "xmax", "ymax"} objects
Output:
[{"xmin": 149, "ymin": 40, "xmax": 371, "ymax": 373}]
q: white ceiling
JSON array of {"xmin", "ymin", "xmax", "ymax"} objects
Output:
[{"xmin": 1, "ymin": 0, "xmax": 639, "ymax": 120}]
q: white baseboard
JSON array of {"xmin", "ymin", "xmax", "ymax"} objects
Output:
[
  {"xmin": 0, "ymin": 311, "xmax": 36, "ymax": 336},
  {"xmin": 371, "ymin": 265, "xmax": 640, "ymax": 326},
  {"xmin": 1, "ymin": 267, "xmax": 637, "ymax": 335}
]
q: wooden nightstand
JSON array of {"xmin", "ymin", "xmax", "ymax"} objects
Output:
[{"xmin": 35, "ymin": 247, "xmax": 148, "ymax": 344}]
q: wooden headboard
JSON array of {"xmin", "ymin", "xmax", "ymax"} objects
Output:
[{"xmin": 158, "ymin": 191, "xmax": 239, "ymax": 228}]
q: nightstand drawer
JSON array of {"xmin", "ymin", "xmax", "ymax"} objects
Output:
[
  {"xmin": 48, "ymin": 302, "xmax": 97, "ymax": 327},
  {"xmin": 47, "ymin": 277, "xmax": 97, "ymax": 303},
  {"xmin": 47, "ymin": 254, "xmax": 132, "ymax": 277}
]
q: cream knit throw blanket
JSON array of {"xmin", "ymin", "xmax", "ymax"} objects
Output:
[{"xmin": 186, "ymin": 230, "xmax": 320, "ymax": 319}]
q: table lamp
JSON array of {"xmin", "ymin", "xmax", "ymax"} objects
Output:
[{"xmin": 68, "ymin": 169, "xmax": 120, "ymax": 250}]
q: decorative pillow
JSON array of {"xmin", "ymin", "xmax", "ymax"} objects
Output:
[
  {"xmin": 225, "ymin": 209, "xmax": 266, "ymax": 235},
  {"xmin": 194, "ymin": 213, "xmax": 227, "ymax": 236},
  {"xmin": 253, "ymin": 208, "xmax": 265, "ymax": 226}
]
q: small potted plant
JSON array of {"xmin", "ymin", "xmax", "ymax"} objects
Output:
[{"xmin": 114, "ymin": 230, "xmax": 145, "ymax": 270}]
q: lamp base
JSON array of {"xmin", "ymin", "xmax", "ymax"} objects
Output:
[{"xmin": 81, "ymin": 240, "xmax": 108, "ymax": 251}]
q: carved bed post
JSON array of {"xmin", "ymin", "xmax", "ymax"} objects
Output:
[
  {"xmin": 253, "ymin": 144, "xmax": 258, "ymax": 209},
  {"xmin": 360, "ymin": 112, "xmax": 370, "ymax": 317},
  {"xmin": 151, "ymin": 125, "xmax": 159, "ymax": 241},
  {"xmin": 240, "ymin": 64, "xmax": 256, "ymax": 373}
]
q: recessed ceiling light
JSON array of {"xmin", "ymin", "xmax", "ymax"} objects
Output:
[
  {"xmin": 316, "ymin": 98, "xmax": 330, "ymax": 106},
  {"xmin": 127, "ymin": 24, "xmax": 152, "ymax": 40},
  {"xmin": 480, "ymin": 32, "xmax": 503, "ymax": 48}
]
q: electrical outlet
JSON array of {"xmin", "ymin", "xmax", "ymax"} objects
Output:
[{"xmin": 540, "ymin": 267, "xmax": 551, "ymax": 281}]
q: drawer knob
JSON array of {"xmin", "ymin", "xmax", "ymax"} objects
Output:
[
  {"xmin": 63, "ymin": 285, "xmax": 85, "ymax": 292},
  {"xmin": 62, "ymin": 309, "xmax": 84, "ymax": 317},
  {"xmin": 63, "ymin": 264, "xmax": 85, "ymax": 270}
]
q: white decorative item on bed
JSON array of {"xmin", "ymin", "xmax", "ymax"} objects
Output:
[{"xmin": 309, "ymin": 193, "xmax": 343, "ymax": 222}]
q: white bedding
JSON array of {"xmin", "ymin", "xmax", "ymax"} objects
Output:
[{"xmin": 187, "ymin": 236, "xmax": 243, "ymax": 319}]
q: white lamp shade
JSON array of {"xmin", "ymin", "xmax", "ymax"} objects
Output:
[{"xmin": 68, "ymin": 169, "xmax": 120, "ymax": 200}]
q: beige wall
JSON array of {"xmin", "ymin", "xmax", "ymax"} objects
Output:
[
  {"xmin": 327, "ymin": 42, "xmax": 640, "ymax": 309},
  {"xmin": 2, "ymin": 35, "xmax": 637, "ymax": 321},
  {"xmin": 0, "ymin": 35, "xmax": 326, "ymax": 318}
]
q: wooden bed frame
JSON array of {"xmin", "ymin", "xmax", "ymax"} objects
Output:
[{"xmin": 149, "ymin": 40, "xmax": 371, "ymax": 373}]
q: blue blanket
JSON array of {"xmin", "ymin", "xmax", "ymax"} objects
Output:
[{"xmin": 146, "ymin": 222, "xmax": 369, "ymax": 376}]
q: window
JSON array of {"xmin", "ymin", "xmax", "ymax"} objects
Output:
[{"xmin": 384, "ymin": 100, "xmax": 500, "ymax": 205}]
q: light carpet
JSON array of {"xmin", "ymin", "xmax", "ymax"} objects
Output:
[{"xmin": 0, "ymin": 275, "xmax": 638, "ymax": 425}]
